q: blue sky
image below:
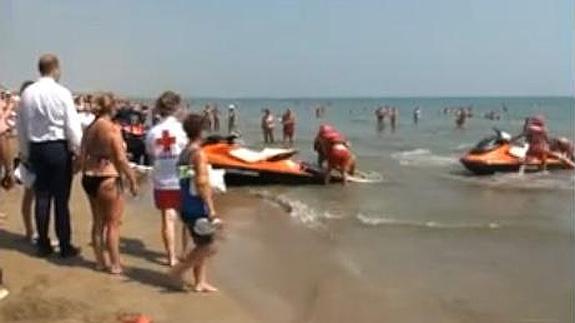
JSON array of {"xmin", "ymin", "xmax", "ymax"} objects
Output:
[{"xmin": 0, "ymin": 0, "xmax": 573, "ymax": 97}]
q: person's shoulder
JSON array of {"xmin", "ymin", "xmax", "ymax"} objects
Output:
[
  {"xmin": 21, "ymin": 81, "xmax": 40, "ymax": 98},
  {"xmin": 147, "ymin": 122, "xmax": 163, "ymax": 137},
  {"xmin": 52, "ymin": 82, "xmax": 73, "ymax": 98}
]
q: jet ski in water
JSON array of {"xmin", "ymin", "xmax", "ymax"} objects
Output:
[
  {"xmin": 460, "ymin": 128, "xmax": 574, "ymax": 175},
  {"xmin": 202, "ymin": 135, "xmax": 326, "ymax": 185}
]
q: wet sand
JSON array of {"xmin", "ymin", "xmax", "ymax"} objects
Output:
[{"xmin": 1, "ymin": 174, "xmax": 573, "ymax": 323}]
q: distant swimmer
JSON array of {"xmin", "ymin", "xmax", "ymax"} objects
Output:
[
  {"xmin": 315, "ymin": 105, "xmax": 326, "ymax": 119},
  {"xmin": 281, "ymin": 108, "xmax": 296, "ymax": 146},
  {"xmin": 80, "ymin": 93, "xmax": 138, "ymax": 274},
  {"xmin": 212, "ymin": 104, "xmax": 220, "ymax": 133},
  {"xmin": 261, "ymin": 108, "xmax": 275, "ymax": 144},
  {"xmin": 202, "ymin": 105, "xmax": 212, "ymax": 132},
  {"xmin": 455, "ymin": 108, "xmax": 467, "ymax": 128},
  {"xmin": 390, "ymin": 107, "xmax": 398, "ymax": 132},
  {"xmin": 413, "ymin": 107, "xmax": 421, "ymax": 125},
  {"xmin": 227, "ymin": 104, "xmax": 237, "ymax": 134},
  {"xmin": 375, "ymin": 107, "xmax": 386, "ymax": 131}
]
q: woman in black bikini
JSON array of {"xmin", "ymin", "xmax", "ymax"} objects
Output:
[{"xmin": 80, "ymin": 93, "xmax": 138, "ymax": 274}]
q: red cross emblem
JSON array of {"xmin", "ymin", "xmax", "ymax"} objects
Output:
[{"xmin": 156, "ymin": 130, "xmax": 176, "ymax": 153}]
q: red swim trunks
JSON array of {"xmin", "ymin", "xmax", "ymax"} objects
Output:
[
  {"xmin": 328, "ymin": 144, "xmax": 351, "ymax": 169},
  {"xmin": 154, "ymin": 190, "xmax": 181, "ymax": 210}
]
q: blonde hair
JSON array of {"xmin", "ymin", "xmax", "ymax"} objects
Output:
[{"xmin": 94, "ymin": 92, "xmax": 116, "ymax": 117}]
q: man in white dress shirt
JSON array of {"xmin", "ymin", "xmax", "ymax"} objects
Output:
[{"xmin": 18, "ymin": 54, "xmax": 83, "ymax": 258}]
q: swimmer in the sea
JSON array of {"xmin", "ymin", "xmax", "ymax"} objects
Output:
[
  {"xmin": 375, "ymin": 107, "xmax": 385, "ymax": 131},
  {"xmin": 413, "ymin": 107, "xmax": 421, "ymax": 125},
  {"xmin": 261, "ymin": 108, "xmax": 275, "ymax": 144},
  {"xmin": 455, "ymin": 108, "xmax": 466, "ymax": 128},
  {"xmin": 281, "ymin": 108, "xmax": 296, "ymax": 146},
  {"xmin": 390, "ymin": 107, "xmax": 398, "ymax": 132}
]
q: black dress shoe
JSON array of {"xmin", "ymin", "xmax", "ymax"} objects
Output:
[
  {"xmin": 36, "ymin": 244, "xmax": 54, "ymax": 257},
  {"xmin": 59, "ymin": 245, "xmax": 81, "ymax": 258}
]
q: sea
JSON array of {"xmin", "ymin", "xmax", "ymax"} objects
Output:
[{"xmin": 143, "ymin": 96, "xmax": 575, "ymax": 322}]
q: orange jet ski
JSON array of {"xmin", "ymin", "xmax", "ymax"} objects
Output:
[
  {"xmin": 460, "ymin": 129, "xmax": 573, "ymax": 175},
  {"xmin": 202, "ymin": 135, "xmax": 326, "ymax": 185}
]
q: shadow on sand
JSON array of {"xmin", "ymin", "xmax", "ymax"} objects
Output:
[{"xmin": 0, "ymin": 229, "xmax": 182, "ymax": 293}]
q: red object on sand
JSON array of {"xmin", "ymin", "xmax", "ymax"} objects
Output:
[{"xmin": 119, "ymin": 314, "xmax": 152, "ymax": 323}]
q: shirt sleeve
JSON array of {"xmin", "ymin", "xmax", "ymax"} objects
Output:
[{"xmin": 63, "ymin": 90, "xmax": 83, "ymax": 153}]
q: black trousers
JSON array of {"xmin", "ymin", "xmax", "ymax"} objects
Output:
[{"xmin": 29, "ymin": 141, "xmax": 73, "ymax": 249}]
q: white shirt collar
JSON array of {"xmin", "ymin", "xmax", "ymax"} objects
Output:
[
  {"xmin": 160, "ymin": 115, "xmax": 177, "ymax": 123},
  {"xmin": 38, "ymin": 76, "xmax": 56, "ymax": 83}
]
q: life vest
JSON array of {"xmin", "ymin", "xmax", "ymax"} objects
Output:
[
  {"xmin": 318, "ymin": 124, "xmax": 345, "ymax": 144},
  {"xmin": 122, "ymin": 123, "xmax": 145, "ymax": 137},
  {"xmin": 328, "ymin": 143, "xmax": 352, "ymax": 169}
]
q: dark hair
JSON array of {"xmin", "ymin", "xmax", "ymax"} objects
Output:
[
  {"xmin": 19, "ymin": 80, "xmax": 34, "ymax": 94},
  {"xmin": 38, "ymin": 54, "xmax": 60, "ymax": 76},
  {"xmin": 183, "ymin": 113, "xmax": 205, "ymax": 140},
  {"xmin": 155, "ymin": 91, "xmax": 181, "ymax": 117}
]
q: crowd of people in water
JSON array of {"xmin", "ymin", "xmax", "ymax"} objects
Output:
[{"xmin": 0, "ymin": 53, "xmax": 574, "ymax": 302}]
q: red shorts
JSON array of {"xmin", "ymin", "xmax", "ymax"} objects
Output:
[
  {"xmin": 153, "ymin": 190, "xmax": 181, "ymax": 210},
  {"xmin": 328, "ymin": 144, "xmax": 351, "ymax": 169}
]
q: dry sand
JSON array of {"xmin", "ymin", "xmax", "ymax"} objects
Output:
[{"xmin": 0, "ymin": 177, "xmax": 259, "ymax": 323}]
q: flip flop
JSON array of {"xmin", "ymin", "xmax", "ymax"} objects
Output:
[{"xmin": 0, "ymin": 287, "xmax": 9, "ymax": 301}]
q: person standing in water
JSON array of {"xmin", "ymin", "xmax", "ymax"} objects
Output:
[
  {"xmin": 375, "ymin": 107, "xmax": 386, "ymax": 132},
  {"xmin": 413, "ymin": 107, "xmax": 421, "ymax": 125},
  {"xmin": 261, "ymin": 108, "xmax": 275, "ymax": 144},
  {"xmin": 281, "ymin": 108, "xmax": 296, "ymax": 146},
  {"xmin": 390, "ymin": 107, "xmax": 398, "ymax": 132},
  {"xmin": 19, "ymin": 54, "xmax": 83, "ymax": 258},
  {"xmin": 455, "ymin": 108, "xmax": 467, "ymax": 128},
  {"xmin": 80, "ymin": 93, "xmax": 138, "ymax": 274},
  {"xmin": 227, "ymin": 104, "xmax": 237, "ymax": 134},
  {"xmin": 212, "ymin": 105, "xmax": 220, "ymax": 133},
  {"xmin": 202, "ymin": 105, "xmax": 213, "ymax": 132},
  {"xmin": 170, "ymin": 114, "xmax": 221, "ymax": 293},
  {"xmin": 146, "ymin": 91, "xmax": 189, "ymax": 267}
]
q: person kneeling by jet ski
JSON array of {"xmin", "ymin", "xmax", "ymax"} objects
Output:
[
  {"xmin": 549, "ymin": 137, "xmax": 574, "ymax": 162},
  {"xmin": 514, "ymin": 116, "xmax": 575, "ymax": 171},
  {"xmin": 314, "ymin": 125, "xmax": 356, "ymax": 185}
]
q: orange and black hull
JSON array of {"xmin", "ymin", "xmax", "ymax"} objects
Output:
[
  {"xmin": 460, "ymin": 143, "xmax": 569, "ymax": 175},
  {"xmin": 203, "ymin": 142, "xmax": 325, "ymax": 185}
]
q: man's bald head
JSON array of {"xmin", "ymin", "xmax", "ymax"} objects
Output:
[{"xmin": 38, "ymin": 54, "xmax": 61, "ymax": 79}]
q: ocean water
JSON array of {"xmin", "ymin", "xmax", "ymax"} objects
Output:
[
  {"xmin": 182, "ymin": 96, "xmax": 574, "ymax": 233},
  {"xmin": 179, "ymin": 96, "xmax": 574, "ymax": 322}
]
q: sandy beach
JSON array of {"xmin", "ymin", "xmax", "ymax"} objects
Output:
[
  {"xmin": 0, "ymin": 145, "xmax": 573, "ymax": 323},
  {"xmin": 0, "ymin": 174, "xmax": 259, "ymax": 323}
]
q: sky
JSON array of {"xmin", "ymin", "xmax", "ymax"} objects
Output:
[{"xmin": 0, "ymin": 0, "xmax": 573, "ymax": 97}]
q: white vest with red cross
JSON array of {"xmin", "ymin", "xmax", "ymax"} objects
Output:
[{"xmin": 145, "ymin": 116, "xmax": 188, "ymax": 190}]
